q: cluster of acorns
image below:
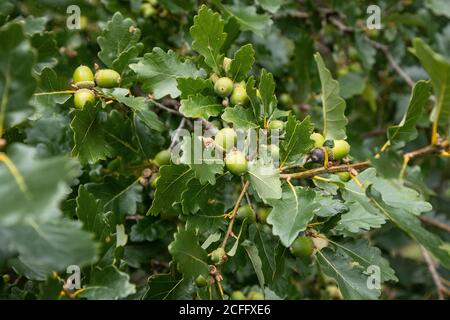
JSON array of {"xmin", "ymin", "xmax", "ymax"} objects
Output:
[
  {"xmin": 213, "ymin": 123, "xmax": 284, "ymax": 177},
  {"xmin": 72, "ymin": 65, "xmax": 121, "ymax": 109},
  {"xmin": 211, "ymin": 57, "xmax": 249, "ymax": 107},
  {"xmin": 309, "ymin": 132, "xmax": 351, "ymax": 181},
  {"xmin": 139, "ymin": 149, "xmax": 171, "ymax": 188},
  {"xmin": 194, "ymin": 274, "xmax": 264, "ymax": 299}
]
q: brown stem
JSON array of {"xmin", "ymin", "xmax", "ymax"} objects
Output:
[
  {"xmin": 369, "ymin": 40, "xmax": 415, "ymax": 88},
  {"xmin": 149, "ymin": 97, "xmax": 218, "ymax": 133},
  {"xmin": 420, "ymin": 246, "xmax": 447, "ymax": 300},
  {"xmin": 281, "ymin": 161, "xmax": 370, "ymax": 180},
  {"xmin": 404, "ymin": 141, "xmax": 448, "ymax": 160},
  {"xmin": 282, "ymin": 141, "xmax": 448, "ymax": 180},
  {"xmin": 419, "ymin": 216, "xmax": 450, "ymax": 233},
  {"xmin": 220, "ymin": 180, "xmax": 250, "ymax": 249}
]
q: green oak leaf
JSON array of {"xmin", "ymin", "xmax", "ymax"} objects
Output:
[
  {"xmin": 256, "ymin": 0, "xmax": 283, "ymax": 13},
  {"xmin": 168, "ymin": 228, "xmax": 210, "ymax": 281},
  {"xmin": 80, "ymin": 265, "xmax": 136, "ymax": 300},
  {"xmin": 179, "ymin": 133, "xmax": 224, "ymax": 185},
  {"xmin": 177, "ymin": 77, "xmax": 213, "ymax": 99},
  {"xmin": 372, "ymin": 177, "xmax": 432, "ymax": 215},
  {"xmin": 86, "ymin": 176, "xmax": 143, "ymax": 221},
  {"xmin": 185, "ymin": 202, "xmax": 227, "ymax": 234},
  {"xmin": 339, "ymin": 168, "xmax": 387, "ymax": 233},
  {"xmin": 241, "ymin": 240, "xmax": 265, "ymax": 288},
  {"xmin": 425, "ymin": 0, "xmax": 450, "ymax": 18},
  {"xmin": 16, "ymin": 15, "xmax": 47, "ymax": 35},
  {"xmin": 71, "ymin": 103, "xmax": 114, "ymax": 165},
  {"xmin": 0, "ymin": 144, "xmax": 80, "ymax": 225},
  {"xmin": 338, "ymin": 72, "xmax": 366, "ymax": 99},
  {"xmin": 30, "ymin": 32, "xmax": 58, "ymax": 72},
  {"xmin": 97, "ymin": 12, "xmax": 144, "ymax": 72},
  {"xmin": 314, "ymin": 53, "xmax": 348, "ymax": 140},
  {"xmin": 179, "ymin": 94, "xmax": 223, "ymax": 120},
  {"xmin": 1, "ymin": 219, "xmax": 98, "ymax": 280},
  {"xmin": 315, "ymin": 194, "xmax": 348, "ymax": 218},
  {"xmin": 130, "ymin": 48, "xmax": 204, "ymax": 99},
  {"xmin": 336, "ymin": 201, "xmax": 386, "ymax": 234},
  {"xmin": 149, "ymin": 165, "xmax": 194, "ymax": 215},
  {"xmin": 190, "ymin": 5, "xmax": 227, "ymax": 73},
  {"xmin": 280, "ymin": 115, "xmax": 314, "ymax": 165},
  {"xmin": 247, "ymin": 160, "xmax": 282, "ymax": 202},
  {"xmin": 267, "ymin": 186, "xmax": 319, "ymax": 247},
  {"xmin": 259, "ymin": 69, "xmax": 277, "ymax": 118},
  {"xmin": 130, "ymin": 217, "xmax": 174, "ymax": 242},
  {"xmin": 228, "ymin": 44, "xmax": 255, "ymax": 82},
  {"xmin": 32, "ymin": 67, "xmax": 71, "ymax": 110},
  {"xmin": 334, "ymin": 239, "xmax": 398, "ymax": 283},
  {"xmin": 0, "ymin": 23, "xmax": 36, "ymax": 132},
  {"xmin": 249, "ymin": 224, "xmax": 287, "ymax": 290},
  {"xmin": 366, "ymin": 186, "xmax": 450, "ymax": 269},
  {"xmin": 113, "ymin": 94, "xmax": 164, "ymax": 132},
  {"xmin": 25, "ymin": 112, "xmax": 72, "ymax": 157},
  {"xmin": 316, "ymin": 248, "xmax": 380, "ymax": 300},
  {"xmin": 246, "ymin": 76, "xmax": 263, "ymax": 121},
  {"xmin": 143, "ymin": 274, "xmax": 194, "ymax": 300},
  {"xmin": 221, "ymin": 105, "xmax": 259, "ymax": 129},
  {"xmin": 76, "ymin": 185, "xmax": 112, "ymax": 249},
  {"xmin": 411, "ymin": 38, "xmax": 450, "ymax": 127},
  {"xmin": 221, "ymin": 4, "xmax": 273, "ymax": 37},
  {"xmin": 181, "ymin": 174, "xmax": 227, "ymax": 214},
  {"xmin": 387, "ymin": 80, "xmax": 431, "ymax": 147}
]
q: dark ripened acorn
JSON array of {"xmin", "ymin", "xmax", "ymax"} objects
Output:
[
  {"xmin": 95, "ymin": 69, "xmax": 121, "ymax": 88},
  {"xmin": 310, "ymin": 147, "xmax": 325, "ymax": 164},
  {"xmin": 74, "ymin": 89, "xmax": 95, "ymax": 109}
]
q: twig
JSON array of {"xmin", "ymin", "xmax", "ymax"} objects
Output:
[
  {"xmin": 369, "ymin": 40, "xmax": 415, "ymax": 88},
  {"xmin": 281, "ymin": 161, "xmax": 370, "ymax": 180},
  {"xmin": 149, "ymin": 97, "xmax": 218, "ymax": 133},
  {"xmin": 149, "ymin": 98, "xmax": 184, "ymax": 116},
  {"xmin": 220, "ymin": 180, "xmax": 250, "ymax": 249},
  {"xmin": 328, "ymin": 16, "xmax": 353, "ymax": 33},
  {"xmin": 282, "ymin": 140, "xmax": 448, "ymax": 180},
  {"xmin": 419, "ymin": 216, "xmax": 450, "ymax": 233},
  {"xmin": 403, "ymin": 141, "xmax": 449, "ymax": 160},
  {"xmin": 323, "ymin": 13, "xmax": 417, "ymax": 90},
  {"xmin": 420, "ymin": 246, "xmax": 446, "ymax": 300}
]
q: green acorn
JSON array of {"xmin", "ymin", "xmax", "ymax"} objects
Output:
[
  {"xmin": 73, "ymin": 65, "xmax": 95, "ymax": 89},
  {"xmin": 95, "ymin": 69, "xmax": 121, "ymax": 88},
  {"xmin": 74, "ymin": 89, "xmax": 95, "ymax": 109}
]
